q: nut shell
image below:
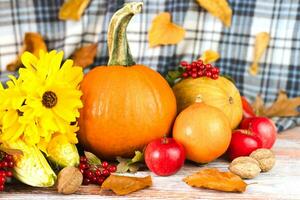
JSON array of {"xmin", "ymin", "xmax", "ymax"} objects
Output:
[
  {"xmin": 229, "ymin": 156, "xmax": 261, "ymax": 179},
  {"xmin": 56, "ymin": 166, "xmax": 83, "ymax": 195},
  {"xmin": 250, "ymin": 148, "xmax": 275, "ymax": 172}
]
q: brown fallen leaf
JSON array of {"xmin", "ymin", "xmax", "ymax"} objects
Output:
[
  {"xmin": 0, "ymin": 144, "xmax": 23, "ymax": 156},
  {"xmin": 59, "ymin": 0, "xmax": 90, "ymax": 21},
  {"xmin": 148, "ymin": 12, "xmax": 185, "ymax": 47},
  {"xmin": 71, "ymin": 44, "xmax": 97, "ymax": 68},
  {"xmin": 101, "ymin": 175, "xmax": 152, "ymax": 195},
  {"xmin": 199, "ymin": 50, "xmax": 220, "ymax": 64},
  {"xmin": 196, "ymin": 0, "xmax": 232, "ymax": 27},
  {"xmin": 249, "ymin": 32, "xmax": 270, "ymax": 76},
  {"xmin": 7, "ymin": 32, "xmax": 47, "ymax": 71},
  {"xmin": 252, "ymin": 90, "xmax": 300, "ymax": 117},
  {"xmin": 183, "ymin": 168, "xmax": 247, "ymax": 193}
]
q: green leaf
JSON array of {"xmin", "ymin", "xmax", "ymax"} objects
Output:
[
  {"xmin": 84, "ymin": 151, "xmax": 101, "ymax": 165},
  {"xmin": 165, "ymin": 67, "xmax": 185, "ymax": 86},
  {"xmin": 116, "ymin": 151, "xmax": 144, "ymax": 173}
]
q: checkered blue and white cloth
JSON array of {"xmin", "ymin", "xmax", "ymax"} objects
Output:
[{"xmin": 0, "ymin": 0, "xmax": 299, "ymax": 132}]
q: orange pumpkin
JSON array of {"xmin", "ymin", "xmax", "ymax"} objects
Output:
[
  {"xmin": 78, "ymin": 3, "xmax": 177, "ymax": 160},
  {"xmin": 173, "ymin": 102, "xmax": 231, "ymax": 163},
  {"xmin": 173, "ymin": 76, "xmax": 243, "ymax": 129}
]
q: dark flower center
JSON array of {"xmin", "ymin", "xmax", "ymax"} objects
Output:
[{"xmin": 42, "ymin": 91, "xmax": 57, "ymax": 108}]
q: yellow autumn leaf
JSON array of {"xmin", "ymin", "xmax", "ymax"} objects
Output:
[
  {"xmin": 6, "ymin": 32, "xmax": 47, "ymax": 71},
  {"xmin": 249, "ymin": 32, "xmax": 270, "ymax": 76},
  {"xmin": 199, "ymin": 50, "xmax": 220, "ymax": 64},
  {"xmin": 148, "ymin": 12, "xmax": 185, "ymax": 47},
  {"xmin": 196, "ymin": 0, "xmax": 232, "ymax": 27},
  {"xmin": 59, "ymin": 0, "xmax": 90, "ymax": 21},
  {"xmin": 71, "ymin": 43, "xmax": 97, "ymax": 68}
]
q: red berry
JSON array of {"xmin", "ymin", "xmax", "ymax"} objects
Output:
[
  {"xmin": 180, "ymin": 61, "xmax": 188, "ymax": 67},
  {"xmin": 7, "ymin": 161, "xmax": 13, "ymax": 168},
  {"xmin": 97, "ymin": 177, "xmax": 105, "ymax": 185},
  {"xmin": 91, "ymin": 176, "xmax": 97, "ymax": 183},
  {"xmin": 206, "ymin": 64, "xmax": 212, "ymax": 69},
  {"xmin": 108, "ymin": 165, "xmax": 117, "ymax": 173},
  {"xmin": 197, "ymin": 71, "xmax": 204, "ymax": 77},
  {"xmin": 95, "ymin": 169, "xmax": 101, "ymax": 177},
  {"xmin": 191, "ymin": 67, "xmax": 197, "ymax": 72},
  {"xmin": 191, "ymin": 62, "xmax": 197, "ymax": 68},
  {"xmin": 0, "ymin": 185, "xmax": 4, "ymax": 191},
  {"xmin": 85, "ymin": 170, "xmax": 93, "ymax": 179},
  {"xmin": 212, "ymin": 74, "xmax": 219, "ymax": 79},
  {"xmin": 0, "ymin": 171, "xmax": 5, "ymax": 177},
  {"xmin": 102, "ymin": 161, "xmax": 109, "ymax": 169},
  {"xmin": 0, "ymin": 177, "xmax": 5, "ymax": 184},
  {"xmin": 188, "ymin": 71, "xmax": 192, "ymax": 75},
  {"xmin": 197, "ymin": 60, "xmax": 203, "ymax": 65},
  {"xmin": 199, "ymin": 64, "xmax": 205, "ymax": 70},
  {"xmin": 82, "ymin": 178, "xmax": 90, "ymax": 185},
  {"xmin": 191, "ymin": 73, "xmax": 197, "ymax": 78},
  {"xmin": 5, "ymin": 171, "xmax": 12, "ymax": 177},
  {"xmin": 5, "ymin": 155, "xmax": 13, "ymax": 161},
  {"xmin": 205, "ymin": 71, "xmax": 212, "ymax": 77},
  {"xmin": 186, "ymin": 64, "xmax": 192, "ymax": 71},
  {"xmin": 80, "ymin": 156, "xmax": 87, "ymax": 163},
  {"xmin": 2, "ymin": 162, "xmax": 7, "ymax": 168},
  {"xmin": 102, "ymin": 169, "xmax": 110, "ymax": 177},
  {"xmin": 79, "ymin": 163, "xmax": 87, "ymax": 170},
  {"xmin": 211, "ymin": 67, "xmax": 218, "ymax": 74},
  {"xmin": 182, "ymin": 72, "xmax": 188, "ymax": 78}
]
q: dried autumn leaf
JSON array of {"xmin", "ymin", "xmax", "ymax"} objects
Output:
[
  {"xmin": 199, "ymin": 50, "xmax": 220, "ymax": 64},
  {"xmin": 101, "ymin": 175, "xmax": 152, "ymax": 195},
  {"xmin": 0, "ymin": 145, "xmax": 23, "ymax": 156},
  {"xmin": 196, "ymin": 0, "xmax": 232, "ymax": 27},
  {"xmin": 71, "ymin": 44, "xmax": 97, "ymax": 68},
  {"xmin": 7, "ymin": 32, "xmax": 47, "ymax": 71},
  {"xmin": 148, "ymin": 12, "xmax": 185, "ymax": 47},
  {"xmin": 249, "ymin": 32, "xmax": 270, "ymax": 76},
  {"xmin": 253, "ymin": 91, "xmax": 300, "ymax": 117},
  {"xmin": 59, "ymin": 0, "xmax": 90, "ymax": 21},
  {"xmin": 84, "ymin": 151, "xmax": 101, "ymax": 165},
  {"xmin": 183, "ymin": 168, "xmax": 247, "ymax": 193}
]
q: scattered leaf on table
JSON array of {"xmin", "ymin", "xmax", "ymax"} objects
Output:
[
  {"xmin": 7, "ymin": 32, "xmax": 47, "ymax": 71},
  {"xmin": 183, "ymin": 168, "xmax": 247, "ymax": 193},
  {"xmin": 148, "ymin": 12, "xmax": 185, "ymax": 47},
  {"xmin": 199, "ymin": 50, "xmax": 220, "ymax": 64},
  {"xmin": 71, "ymin": 44, "xmax": 97, "ymax": 68},
  {"xmin": 253, "ymin": 90, "xmax": 300, "ymax": 117},
  {"xmin": 117, "ymin": 151, "xmax": 144, "ymax": 173},
  {"xmin": 0, "ymin": 144, "xmax": 23, "ymax": 156},
  {"xmin": 59, "ymin": 0, "xmax": 90, "ymax": 21},
  {"xmin": 196, "ymin": 0, "xmax": 232, "ymax": 27},
  {"xmin": 101, "ymin": 175, "xmax": 152, "ymax": 195},
  {"xmin": 249, "ymin": 32, "xmax": 270, "ymax": 76},
  {"xmin": 84, "ymin": 151, "xmax": 101, "ymax": 165}
]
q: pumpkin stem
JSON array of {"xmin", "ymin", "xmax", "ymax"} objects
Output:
[{"xmin": 107, "ymin": 2, "xmax": 143, "ymax": 66}]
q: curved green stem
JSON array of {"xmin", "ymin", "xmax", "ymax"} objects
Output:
[{"xmin": 107, "ymin": 2, "xmax": 143, "ymax": 66}]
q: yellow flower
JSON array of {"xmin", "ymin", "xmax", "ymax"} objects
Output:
[
  {"xmin": 19, "ymin": 50, "xmax": 83, "ymax": 140},
  {"xmin": 0, "ymin": 76, "xmax": 27, "ymax": 142}
]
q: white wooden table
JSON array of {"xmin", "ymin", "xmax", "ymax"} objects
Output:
[{"xmin": 3, "ymin": 127, "xmax": 300, "ymax": 200}]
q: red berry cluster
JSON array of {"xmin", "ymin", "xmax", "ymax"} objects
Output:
[
  {"xmin": 180, "ymin": 60, "xmax": 220, "ymax": 79},
  {"xmin": 79, "ymin": 156, "xmax": 117, "ymax": 186},
  {"xmin": 0, "ymin": 151, "xmax": 14, "ymax": 191}
]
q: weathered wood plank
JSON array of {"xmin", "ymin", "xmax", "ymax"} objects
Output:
[{"xmin": 2, "ymin": 127, "xmax": 300, "ymax": 200}]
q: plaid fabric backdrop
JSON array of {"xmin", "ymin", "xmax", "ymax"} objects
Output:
[{"xmin": 0, "ymin": 0, "xmax": 299, "ymax": 131}]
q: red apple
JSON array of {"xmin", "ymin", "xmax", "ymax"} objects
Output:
[
  {"xmin": 227, "ymin": 129, "xmax": 262, "ymax": 160},
  {"xmin": 241, "ymin": 96, "xmax": 256, "ymax": 118},
  {"xmin": 144, "ymin": 137, "xmax": 185, "ymax": 176},
  {"xmin": 240, "ymin": 117, "xmax": 277, "ymax": 148}
]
